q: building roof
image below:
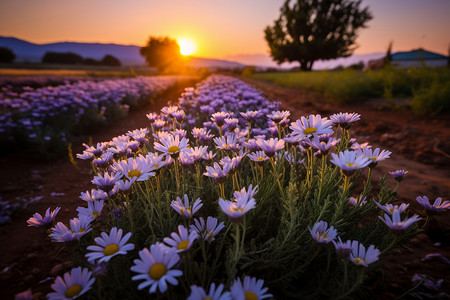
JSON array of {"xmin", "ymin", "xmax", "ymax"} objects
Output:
[{"xmin": 391, "ymin": 48, "xmax": 448, "ymax": 61}]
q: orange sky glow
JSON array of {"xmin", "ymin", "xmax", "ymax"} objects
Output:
[{"xmin": 0, "ymin": 0, "xmax": 449, "ymax": 59}]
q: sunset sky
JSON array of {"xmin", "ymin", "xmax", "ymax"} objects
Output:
[{"xmin": 0, "ymin": 0, "xmax": 449, "ymax": 59}]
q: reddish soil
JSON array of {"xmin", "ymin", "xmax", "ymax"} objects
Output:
[{"xmin": 1, "ymin": 76, "xmax": 449, "ymax": 299}]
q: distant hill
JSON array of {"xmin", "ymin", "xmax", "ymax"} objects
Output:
[
  {"xmin": 1, "ymin": 36, "xmax": 386, "ymax": 70},
  {"xmin": 0, "ymin": 36, "xmax": 246, "ymax": 69}
]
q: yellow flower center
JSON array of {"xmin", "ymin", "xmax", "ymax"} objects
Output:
[
  {"xmin": 65, "ymin": 284, "xmax": 82, "ymax": 298},
  {"xmin": 180, "ymin": 207, "xmax": 192, "ymax": 216},
  {"xmin": 154, "ymin": 164, "xmax": 159, "ymax": 169},
  {"xmin": 345, "ymin": 162, "xmax": 358, "ymax": 167},
  {"xmin": 177, "ymin": 240, "xmax": 190, "ymax": 250},
  {"xmin": 303, "ymin": 127, "xmax": 317, "ymax": 135},
  {"xmin": 149, "ymin": 263, "xmax": 167, "ymax": 280},
  {"xmin": 354, "ymin": 257, "xmax": 366, "ymax": 265},
  {"xmin": 370, "ymin": 156, "xmax": 377, "ymax": 161},
  {"xmin": 103, "ymin": 244, "xmax": 119, "ymax": 256},
  {"xmin": 168, "ymin": 145, "xmax": 180, "ymax": 154},
  {"xmin": 388, "ymin": 208, "xmax": 394, "ymax": 214},
  {"xmin": 228, "ymin": 207, "xmax": 244, "ymax": 213},
  {"xmin": 257, "ymin": 157, "xmax": 265, "ymax": 161},
  {"xmin": 203, "ymin": 298, "xmax": 213, "ymax": 300},
  {"xmin": 206, "ymin": 230, "xmax": 214, "ymax": 238},
  {"xmin": 79, "ymin": 228, "xmax": 85, "ymax": 233},
  {"xmin": 318, "ymin": 233, "xmax": 328, "ymax": 240},
  {"xmin": 128, "ymin": 170, "xmax": 142, "ymax": 178},
  {"xmin": 245, "ymin": 291, "xmax": 258, "ymax": 300},
  {"xmin": 92, "ymin": 211, "xmax": 99, "ymax": 218}
]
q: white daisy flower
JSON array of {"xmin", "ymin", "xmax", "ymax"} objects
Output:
[
  {"xmin": 130, "ymin": 244, "xmax": 183, "ymax": 294},
  {"xmin": 349, "ymin": 241, "xmax": 380, "ymax": 267},
  {"xmin": 256, "ymin": 138, "xmax": 285, "ymax": 157},
  {"xmin": 91, "ymin": 171, "xmax": 122, "ymax": 193},
  {"xmin": 111, "ymin": 155, "xmax": 156, "ymax": 181},
  {"xmin": 308, "ymin": 221, "xmax": 338, "ymax": 244},
  {"xmin": 79, "ymin": 189, "xmax": 108, "ymax": 202},
  {"xmin": 203, "ymin": 162, "xmax": 231, "ymax": 183},
  {"xmin": 171, "ymin": 194, "xmax": 203, "ymax": 217},
  {"xmin": 374, "ymin": 200, "xmax": 409, "ymax": 215},
  {"xmin": 290, "ymin": 114, "xmax": 333, "ymax": 139},
  {"xmin": 330, "ymin": 150, "xmax": 371, "ymax": 176},
  {"xmin": 230, "ymin": 276, "xmax": 272, "ymax": 300},
  {"xmin": 113, "ymin": 177, "xmax": 137, "ymax": 194},
  {"xmin": 145, "ymin": 152, "xmax": 171, "ymax": 171},
  {"xmin": 47, "ymin": 267, "xmax": 95, "ymax": 300},
  {"xmin": 267, "ymin": 110, "xmax": 290, "ymax": 123},
  {"xmin": 357, "ymin": 147, "xmax": 392, "ymax": 165},
  {"xmin": 85, "ymin": 227, "xmax": 134, "ymax": 263},
  {"xmin": 219, "ymin": 196, "xmax": 255, "ymax": 224},
  {"xmin": 76, "ymin": 200, "xmax": 104, "ymax": 221},
  {"xmin": 190, "ymin": 216, "xmax": 225, "ymax": 242},
  {"xmin": 416, "ymin": 196, "xmax": 450, "ymax": 212},
  {"xmin": 188, "ymin": 283, "xmax": 231, "ymax": 300},
  {"xmin": 330, "ymin": 112, "xmax": 361, "ymax": 129},
  {"xmin": 27, "ymin": 207, "xmax": 60, "ymax": 227},
  {"xmin": 154, "ymin": 133, "xmax": 189, "ymax": 157},
  {"xmin": 247, "ymin": 151, "xmax": 269, "ymax": 164},
  {"xmin": 49, "ymin": 216, "xmax": 92, "ymax": 242},
  {"xmin": 379, "ymin": 211, "xmax": 421, "ymax": 233},
  {"xmin": 213, "ymin": 134, "xmax": 240, "ymax": 151},
  {"xmin": 163, "ymin": 225, "xmax": 198, "ymax": 253}
]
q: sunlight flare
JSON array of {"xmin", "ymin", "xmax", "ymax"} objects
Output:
[{"xmin": 178, "ymin": 38, "xmax": 196, "ymax": 56}]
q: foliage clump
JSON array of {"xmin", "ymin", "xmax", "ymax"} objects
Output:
[
  {"xmin": 264, "ymin": 0, "xmax": 372, "ymax": 71},
  {"xmin": 28, "ymin": 75, "xmax": 435, "ymax": 299}
]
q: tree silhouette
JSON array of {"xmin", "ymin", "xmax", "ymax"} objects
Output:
[
  {"xmin": 140, "ymin": 36, "xmax": 182, "ymax": 72},
  {"xmin": 101, "ymin": 54, "xmax": 121, "ymax": 67},
  {"xmin": 265, "ymin": 0, "xmax": 372, "ymax": 71},
  {"xmin": 0, "ymin": 47, "xmax": 16, "ymax": 63},
  {"xmin": 42, "ymin": 52, "xmax": 83, "ymax": 65},
  {"xmin": 384, "ymin": 41, "xmax": 393, "ymax": 66}
]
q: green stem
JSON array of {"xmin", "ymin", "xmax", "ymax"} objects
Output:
[
  {"xmin": 173, "ymin": 158, "xmax": 180, "ymax": 193},
  {"xmin": 219, "ymin": 183, "xmax": 225, "ymax": 199},
  {"xmin": 277, "ymin": 123, "xmax": 282, "ymax": 140},
  {"xmin": 270, "ymin": 157, "xmax": 285, "ymax": 200},
  {"xmin": 317, "ymin": 155, "xmax": 326, "ymax": 202},
  {"xmin": 195, "ymin": 163, "xmax": 201, "ymax": 189},
  {"xmin": 362, "ymin": 167, "xmax": 373, "ymax": 198},
  {"xmin": 247, "ymin": 121, "xmax": 252, "ymax": 141}
]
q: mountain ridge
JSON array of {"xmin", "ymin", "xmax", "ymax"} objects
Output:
[
  {"xmin": 0, "ymin": 36, "xmax": 246, "ymax": 69},
  {"xmin": 1, "ymin": 36, "xmax": 386, "ymax": 70}
]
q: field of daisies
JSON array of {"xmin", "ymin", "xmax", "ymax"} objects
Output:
[
  {"xmin": 0, "ymin": 76, "xmax": 184, "ymax": 158},
  {"xmin": 23, "ymin": 75, "xmax": 449, "ymax": 299}
]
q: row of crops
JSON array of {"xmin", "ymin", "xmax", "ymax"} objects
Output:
[
  {"xmin": 0, "ymin": 76, "xmax": 186, "ymax": 157},
  {"xmin": 25, "ymin": 75, "xmax": 448, "ymax": 299}
]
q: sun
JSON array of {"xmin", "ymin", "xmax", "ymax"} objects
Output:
[{"xmin": 178, "ymin": 38, "xmax": 196, "ymax": 56}]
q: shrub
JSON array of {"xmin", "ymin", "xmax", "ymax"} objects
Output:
[
  {"xmin": 0, "ymin": 47, "xmax": 16, "ymax": 63},
  {"xmin": 101, "ymin": 54, "xmax": 121, "ymax": 67},
  {"xmin": 27, "ymin": 76, "xmax": 435, "ymax": 299},
  {"xmin": 42, "ymin": 51, "xmax": 84, "ymax": 65}
]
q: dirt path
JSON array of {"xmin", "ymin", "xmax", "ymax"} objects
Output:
[{"xmin": 1, "ymin": 75, "xmax": 449, "ymax": 298}]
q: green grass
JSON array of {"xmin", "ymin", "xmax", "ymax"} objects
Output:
[{"xmin": 247, "ymin": 67, "xmax": 450, "ymax": 114}]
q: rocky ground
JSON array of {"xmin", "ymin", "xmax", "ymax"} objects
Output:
[{"xmin": 1, "ymin": 76, "xmax": 449, "ymax": 299}]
